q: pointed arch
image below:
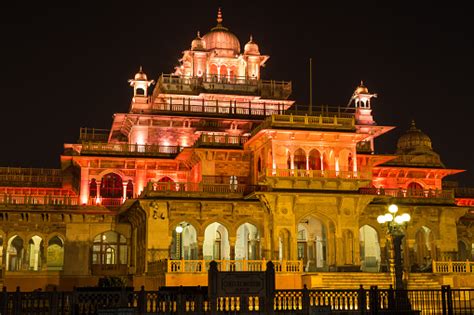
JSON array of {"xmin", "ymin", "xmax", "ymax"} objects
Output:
[
  {"xmin": 47, "ymin": 235, "xmax": 64, "ymax": 270},
  {"xmin": 203, "ymin": 222, "xmax": 230, "ymax": 260},
  {"xmin": 235, "ymin": 223, "xmax": 260, "ymax": 260},
  {"xmin": 359, "ymin": 225, "xmax": 380, "ymax": 272},
  {"xmin": 293, "ymin": 148, "xmax": 306, "ymax": 170},
  {"xmin": 308, "ymin": 149, "xmax": 322, "ymax": 171},
  {"xmin": 171, "ymin": 221, "xmax": 198, "ymax": 260},
  {"xmin": 7, "ymin": 235, "xmax": 24, "ymax": 271}
]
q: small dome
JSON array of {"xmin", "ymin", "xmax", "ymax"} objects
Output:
[
  {"xmin": 355, "ymin": 81, "xmax": 369, "ymax": 94},
  {"xmin": 191, "ymin": 31, "xmax": 206, "ymax": 51},
  {"xmin": 397, "ymin": 120, "xmax": 433, "ymax": 153},
  {"xmin": 202, "ymin": 8, "xmax": 241, "ymax": 54},
  {"xmin": 244, "ymin": 35, "xmax": 260, "ymax": 55},
  {"xmin": 134, "ymin": 66, "xmax": 147, "ymax": 81}
]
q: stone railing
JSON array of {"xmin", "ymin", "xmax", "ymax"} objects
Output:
[
  {"xmin": 164, "ymin": 259, "xmax": 303, "ymax": 273},
  {"xmin": 0, "ymin": 194, "xmax": 78, "ymax": 206},
  {"xmin": 194, "ymin": 134, "xmax": 249, "ymax": 148},
  {"xmin": 259, "ymin": 168, "xmax": 371, "ymax": 181},
  {"xmin": 251, "ymin": 113, "xmax": 355, "ymax": 136},
  {"xmin": 0, "ymin": 167, "xmax": 63, "ymax": 187},
  {"xmin": 145, "ymin": 182, "xmax": 247, "ymax": 194},
  {"xmin": 77, "ymin": 142, "xmax": 182, "ymax": 157},
  {"xmin": 432, "ymin": 260, "xmax": 474, "ymax": 273},
  {"xmin": 359, "ymin": 187, "xmax": 454, "ymax": 199}
]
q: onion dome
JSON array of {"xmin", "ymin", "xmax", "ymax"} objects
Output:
[
  {"xmin": 202, "ymin": 8, "xmax": 241, "ymax": 54},
  {"xmin": 244, "ymin": 35, "xmax": 260, "ymax": 55},
  {"xmin": 191, "ymin": 31, "xmax": 206, "ymax": 51},
  {"xmin": 397, "ymin": 120, "xmax": 433, "ymax": 153},
  {"xmin": 134, "ymin": 66, "xmax": 147, "ymax": 81},
  {"xmin": 355, "ymin": 81, "xmax": 369, "ymax": 94}
]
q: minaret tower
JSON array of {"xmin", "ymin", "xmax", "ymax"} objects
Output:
[
  {"xmin": 351, "ymin": 81, "xmax": 377, "ymax": 125},
  {"xmin": 128, "ymin": 66, "xmax": 154, "ymax": 112}
]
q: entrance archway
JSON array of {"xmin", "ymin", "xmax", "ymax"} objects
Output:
[
  {"xmin": 172, "ymin": 222, "xmax": 198, "ymax": 260},
  {"xmin": 297, "ymin": 217, "xmax": 327, "ymax": 271},
  {"xmin": 414, "ymin": 226, "xmax": 435, "ymax": 269},
  {"xmin": 235, "ymin": 223, "xmax": 260, "ymax": 260},
  {"xmin": 359, "ymin": 225, "xmax": 381, "ymax": 272},
  {"xmin": 203, "ymin": 223, "xmax": 230, "ymax": 260}
]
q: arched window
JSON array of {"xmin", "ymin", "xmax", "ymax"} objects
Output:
[
  {"xmin": 257, "ymin": 157, "xmax": 262, "ymax": 173},
  {"xmin": 209, "ymin": 64, "xmax": 218, "ymax": 81},
  {"xmin": 294, "ymin": 149, "xmax": 306, "ymax": 170},
  {"xmin": 204, "ymin": 223, "xmax": 230, "ymax": 261},
  {"xmin": 100, "ymin": 173, "xmax": 123, "ymax": 198},
  {"xmin": 89, "ymin": 179, "xmax": 97, "ymax": 198},
  {"xmin": 47, "ymin": 236, "xmax": 64, "ymax": 270},
  {"xmin": 236, "ymin": 223, "xmax": 260, "ymax": 260},
  {"xmin": 407, "ymin": 182, "xmax": 423, "ymax": 196},
  {"xmin": 135, "ymin": 88, "xmax": 145, "ymax": 95},
  {"xmin": 229, "ymin": 66, "xmax": 236, "ymax": 82},
  {"xmin": 7, "ymin": 235, "xmax": 24, "ymax": 271},
  {"xmin": 126, "ymin": 180, "xmax": 134, "ymax": 199},
  {"xmin": 220, "ymin": 65, "xmax": 228, "ymax": 82},
  {"xmin": 308, "ymin": 149, "xmax": 322, "ymax": 171},
  {"xmin": 92, "ymin": 231, "xmax": 128, "ymax": 266}
]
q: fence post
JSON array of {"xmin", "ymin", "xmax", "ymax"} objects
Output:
[
  {"xmin": 1, "ymin": 286, "xmax": 7, "ymax": 315},
  {"xmin": 445, "ymin": 285, "xmax": 453, "ymax": 315},
  {"xmin": 208, "ymin": 260, "xmax": 218, "ymax": 315},
  {"xmin": 369, "ymin": 285, "xmax": 378, "ymax": 315},
  {"xmin": 177, "ymin": 285, "xmax": 185, "ymax": 315},
  {"xmin": 387, "ymin": 284, "xmax": 395, "ymax": 310},
  {"xmin": 302, "ymin": 284, "xmax": 310, "ymax": 313},
  {"xmin": 50, "ymin": 287, "xmax": 59, "ymax": 315},
  {"xmin": 138, "ymin": 286, "xmax": 147, "ymax": 314},
  {"xmin": 13, "ymin": 286, "xmax": 21, "ymax": 315},
  {"xmin": 358, "ymin": 285, "xmax": 366, "ymax": 315},
  {"xmin": 265, "ymin": 261, "xmax": 275, "ymax": 315}
]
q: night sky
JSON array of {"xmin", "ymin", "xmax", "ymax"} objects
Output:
[{"xmin": 1, "ymin": 1, "xmax": 473, "ymax": 186}]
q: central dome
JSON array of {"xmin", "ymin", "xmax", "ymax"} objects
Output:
[
  {"xmin": 202, "ymin": 8, "xmax": 241, "ymax": 54},
  {"xmin": 397, "ymin": 120, "xmax": 433, "ymax": 153}
]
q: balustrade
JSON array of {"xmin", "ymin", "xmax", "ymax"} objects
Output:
[
  {"xmin": 432, "ymin": 260, "xmax": 474, "ymax": 273},
  {"xmin": 79, "ymin": 142, "xmax": 182, "ymax": 157},
  {"xmin": 260, "ymin": 168, "xmax": 371, "ymax": 180},
  {"xmin": 359, "ymin": 187, "xmax": 454, "ymax": 199}
]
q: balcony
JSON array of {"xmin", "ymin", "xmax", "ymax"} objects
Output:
[
  {"xmin": 259, "ymin": 169, "xmax": 371, "ymax": 181},
  {"xmin": 0, "ymin": 194, "xmax": 78, "ymax": 206},
  {"xmin": 0, "ymin": 167, "xmax": 63, "ymax": 188},
  {"xmin": 156, "ymin": 74, "xmax": 292, "ymax": 100},
  {"xmin": 88, "ymin": 197, "xmax": 125, "ymax": 208},
  {"xmin": 76, "ymin": 142, "xmax": 183, "ymax": 158},
  {"xmin": 146, "ymin": 182, "xmax": 247, "ymax": 194},
  {"xmin": 194, "ymin": 134, "xmax": 249, "ymax": 148},
  {"xmin": 359, "ymin": 187, "xmax": 454, "ymax": 200},
  {"xmin": 79, "ymin": 128, "xmax": 110, "ymax": 143},
  {"xmin": 156, "ymin": 259, "xmax": 303, "ymax": 274},
  {"xmin": 148, "ymin": 97, "xmax": 287, "ymax": 119},
  {"xmin": 251, "ymin": 113, "xmax": 355, "ymax": 136}
]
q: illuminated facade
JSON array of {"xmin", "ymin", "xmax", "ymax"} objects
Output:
[{"xmin": 1, "ymin": 10, "xmax": 473, "ymax": 291}]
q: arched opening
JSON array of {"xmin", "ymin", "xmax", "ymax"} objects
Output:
[
  {"xmin": 135, "ymin": 88, "xmax": 145, "ymax": 95},
  {"xmin": 171, "ymin": 222, "xmax": 198, "ymax": 260},
  {"xmin": 157, "ymin": 176, "xmax": 177, "ymax": 191},
  {"xmin": 257, "ymin": 157, "xmax": 262, "ymax": 173},
  {"xmin": 235, "ymin": 223, "xmax": 260, "ymax": 260},
  {"xmin": 229, "ymin": 66, "xmax": 236, "ymax": 82},
  {"xmin": 338, "ymin": 150, "xmax": 351, "ymax": 172},
  {"xmin": 204, "ymin": 223, "xmax": 230, "ymax": 260},
  {"xmin": 27, "ymin": 235, "xmax": 43, "ymax": 271},
  {"xmin": 209, "ymin": 64, "xmax": 218, "ymax": 81},
  {"xmin": 126, "ymin": 180, "xmax": 134, "ymax": 199},
  {"xmin": 413, "ymin": 226, "xmax": 435, "ymax": 271},
  {"xmin": 359, "ymin": 225, "xmax": 380, "ymax": 272},
  {"xmin": 47, "ymin": 236, "xmax": 64, "ymax": 270},
  {"xmin": 92, "ymin": 231, "xmax": 128, "ymax": 271},
  {"xmin": 279, "ymin": 229, "xmax": 291, "ymax": 260},
  {"xmin": 100, "ymin": 173, "xmax": 123, "ymax": 199},
  {"xmin": 293, "ymin": 149, "xmax": 306, "ymax": 170},
  {"xmin": 220, "ymin": 65, "xmax": 228, "ymax": 82},
  {"xmin": 89, "ymin": 179, "xmax": 97, "ymax": 198},
  {"xmin": 407, "ymin": 182, "xmax": 424, "ymax": 196},
  {"xmin": 297, "ymin": 217, "xmax": 327, "ymax": 271},
  {"xmin": 308, "ymin": 149, "xmax": 322, "ymax": 171},
  {"xmin": 457, "ymin": 240, "xmax": 470, "ymax": 261},
  {"xmin": 7, "ymin": 235, "xmax": 24, "ymax": 271}
]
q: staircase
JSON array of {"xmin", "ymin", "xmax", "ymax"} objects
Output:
[
  {"xmin": 305, "ymin": 272, "xmax": 392, "ymax": 289},
  {"xmin": 305, "ymin": 272, "xmax": 442, "ymax": 290},
  {"xmin": 407, "ymin": 273, "xmax": 441, "ymax": 289}
]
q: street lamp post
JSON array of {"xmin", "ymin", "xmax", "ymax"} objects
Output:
[
  {"xmin": 176, "ymin": 225, "xmax": 184, "ymax": 259},
  {"xmin": 377, "ymin": 204, "xmax": 411, "ymax": 290}
]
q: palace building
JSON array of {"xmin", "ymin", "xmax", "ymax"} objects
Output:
[{"xmin": 0, "ymin": 9, "xmax": 473, "ymax": 291}]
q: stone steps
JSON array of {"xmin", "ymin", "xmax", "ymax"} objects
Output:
[{"xmin": 306, "ymin": 272, "xmax": 442, "ymax": 290}]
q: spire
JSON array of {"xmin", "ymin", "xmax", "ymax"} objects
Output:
[
  {"xmin": 410, "ymin": 119, "xmax": 418, "ymax": 130},
  {"xmin": 250, "ymin": 34, "xmax": 253, "ymax": 42},
  {"xmin": 217, "ymin": 7, "xmax": 223, "ymax": 24},
  {"xmin": 139, "ymin": 65, "xmax": 143, "ymax": 73},
  {"xmin": 197, "ymin": 30, "xmax": 201, "ymax": 38},
  {"xmin": 360, "ymin": 80, "xmax": 364, "ymax": 86}
]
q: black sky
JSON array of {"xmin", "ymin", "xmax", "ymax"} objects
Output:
[{"xmin": 0, "ymin": 1, "xmax": 473, "ymax": 186}]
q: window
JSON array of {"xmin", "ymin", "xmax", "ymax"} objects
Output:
[
  {"xmin": 92, "ymin": 231, "xmax": 127, "ymax": 265},
  {"xmin": 89, "ymin": 179, "xmax": 97, "ymax": 198},
  {"xmin": 100, "ymin": 173, "xmax": 123, "ymax": 198},
  {"xmin": 126, "ymin": 180, "xmax": 134, "ymax": 199}
]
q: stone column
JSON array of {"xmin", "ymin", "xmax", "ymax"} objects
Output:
[
  {"xmin": 229, "ymin": 236, "xmax": 236, "ymax": 260},
  {"xmin": 197, "ymin": 236, "xmax": 204, "ymax": 260}
]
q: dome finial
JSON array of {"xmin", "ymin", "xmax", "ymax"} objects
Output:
[
  {"xmin": 217, "ymin": 7, "xmax": 223, "ymax": 24},
  {"xmin": 139, "ymin": 65, "xmax": 143, "ymax": 72},
  {"xmin": 197, "ymin": 30, "xmax": 201, "ymax": 38},
  {"xmin": 250, "ymin": 34, "xmax": 253, "ymax": 42},
  {"xmin": 360, "ymin": 80, "xmax": 364, "ymax": 86},
  {"xmin": 410, "ymin": 119, "xmax": 417, "ymax": 129}
]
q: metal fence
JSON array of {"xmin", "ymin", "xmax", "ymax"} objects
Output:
[{"xmin": 0, "ymin": 285, "xmax": 472, "ymax": 314}]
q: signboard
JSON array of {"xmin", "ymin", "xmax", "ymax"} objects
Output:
[{"xmin": 216, "ymin": 271, "xmax": 266, "ymax": 296}]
